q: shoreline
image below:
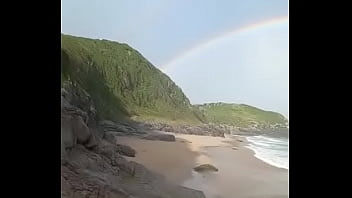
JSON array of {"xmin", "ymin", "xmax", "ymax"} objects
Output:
[{"xmin": 116, "ymin": 133, "xmax": 288, "ymax": 198}]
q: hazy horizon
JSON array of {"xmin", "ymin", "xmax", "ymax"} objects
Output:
[{"xmin": 62, "ymin": 0, "xmax": 288, "ymax": 118}]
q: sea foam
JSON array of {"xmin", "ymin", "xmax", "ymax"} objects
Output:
[{"xmin": 244, "ymin": 135, "xmax": 288, "ymax": 170}]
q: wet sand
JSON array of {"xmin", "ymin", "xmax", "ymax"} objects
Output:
[{"xmin": 116, "ymin": 133, "xmax": 288, "ymax": 198}]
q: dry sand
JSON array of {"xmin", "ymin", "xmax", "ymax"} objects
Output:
[{"xmin": 116, "ymin": 133, "xmax": 288, "ymax": 198}]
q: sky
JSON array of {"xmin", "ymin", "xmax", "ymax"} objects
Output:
[{"xmin": 62, "ymin": 0, "xmax": 288, "ymax": 118}]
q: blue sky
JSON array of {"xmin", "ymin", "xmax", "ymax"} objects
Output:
[{"xmin": 62, "ymin": 0, "xmax": 288, "ymax": 118}]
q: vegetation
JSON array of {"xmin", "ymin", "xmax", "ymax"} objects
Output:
[
  {"xmin": 194, "ymin": 103, "xmax": 288, "ymax": 128},
  {"xmin": 61, "ymin": 34, "xmax": 288, "ymax": 128},
  {"xmin": 61, "ymin": 34, "xmax": 201, "ymax": 123}
]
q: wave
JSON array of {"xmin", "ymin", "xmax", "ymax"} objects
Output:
[{"xmin": 245, "ymin": 135, "xmax": 288, "ymax": 170}]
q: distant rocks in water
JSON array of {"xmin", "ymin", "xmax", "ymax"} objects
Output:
[
  {"xmin": 232, "ymin": 147, "xmax": 238, "ymax": 150},
  {"xmin": 237, "ymin": 139, "xmax": 244, "ymax": 142},
  {"xmin": 142, "ymin": 134, "xmax": 176, "ymax": 142},
  {"xmin": 194, "ymin": 164, "xmax": 219, "ymax": 172}
]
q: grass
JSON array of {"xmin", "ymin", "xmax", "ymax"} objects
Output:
[
  {"xmin": 194, "ymin": 103, "xmax": 287, "ymax": 128},
  {"xmin": 61, "ymin": 34, "xmax": 201, "ymax": 124}
]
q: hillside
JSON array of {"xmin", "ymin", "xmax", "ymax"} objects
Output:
[
  {"xmin": 194, "ymin": 103, "xmax": 288, "ymax": 130},
  {"xmin": 61, "ymin": 34, "xmax": 288, "ymax": 131},
  {"xmin": 61, "ymin": 34, "xmax": 201, "ymax": 124}
]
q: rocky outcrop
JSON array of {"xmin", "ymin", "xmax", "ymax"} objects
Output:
[
  {"xmin": 142, "ymin": 122, "xmax": 226, "ymax": 137},
  {"xmin": 62, "ymin": 138, "xmax": 206, "ymax": 198},
  {"xmin": 116, "ymin": 144, "xmax": 136, "ymax": 157},
  {"xmin": 98, "ymin": 120, "xmax": 147, "ymax": 136},
  {"xmin": 62, "ymin": 82, "xmax": 97, "ymax": 127},
  {"xmin": 61, "ymin": 86, "xmax": 206, "ymax": 198},
  {"xmin": 142, "ymin": 134, "xmax": 176, "ymax": 142},
  {"xmin": 143, "ymin": 120, "xmax": 289, "ymax": 138},
  {"xmin": 194, "ymin": 164, "xmax": 219, "ymax": 172},
  {"xmin": 61, "ymin": 96, "xmax": 98, "ymax": 156}
]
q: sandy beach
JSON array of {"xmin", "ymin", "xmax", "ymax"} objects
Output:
[{"xmin": 116, "ymin": 133, "xmax": 288, "ymax": 198}]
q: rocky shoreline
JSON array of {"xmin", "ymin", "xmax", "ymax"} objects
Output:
[
  {"xmin": 61, "ymin": 86, "xmax": 206, "ymax": 198},
  {"xmin": 61, "ymin": 84, "xmax": 287, "ymax": 198}
]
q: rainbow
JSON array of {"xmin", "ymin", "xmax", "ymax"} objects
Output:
[{"xmin": 161, "ymin": 16, "xmax": 288, "ymax": 71}]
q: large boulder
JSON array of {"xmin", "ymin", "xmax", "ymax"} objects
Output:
[
  {"xmin": 103, "ymin": 131, "xmax": 117, "ymax": 144},
  {"xmin": 61, "ymin": 114, "xmax": 77, "ymax": 154},
  {"xmin": 116, "ymin": 144, "xmax": 136, "ymax": 157},
  {"xmin": 61, "ymin": 110, "xmax": 97, "ymax": 153},
  {"xmin": 72, "ymin": 116, "xmax": 91, "ymax": 144},
  {"xmin": 142, "ymin": 134, "xmax": 176, "ymax": 142},
  {"xmin": 84, "ymin": 134, "xmax": 98, "ymax": 149},
  {"xmin": 99, "ymin": 120, "xmax": 136, "ymax": 133},
  {"xmin": 61, "ymin": 83, "xmax": 97, "ymax": 126}
]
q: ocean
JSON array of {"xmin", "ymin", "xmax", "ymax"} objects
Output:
[{"xmin": 240, "ymin": 134, "xmax": 288, "ymax": 170}]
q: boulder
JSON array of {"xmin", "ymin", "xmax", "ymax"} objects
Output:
[
  {"xmin": 62, "ymin": 108, "xmax": 97, "ymax": 152},
  {"xmin": 116, "ymin": 144, "xmax": 136, "ymax": 157},
  {"xmin": 61, "ymin": 115, "xmax": 77, "ymax": 153},
  {"xmin": 72, "ymin": 116, "xmax": 91, "ymax": 144},
  {"xmin": 103, "ymin": 131, "xmax": 117, "ymax": 144},
  {"xmin": 193, "ymin": 164, "xmax": 218, "ymax": 172},
  {"xmin": 84, "ymin": 135, "xmax": 98, "ymax": 149},
  {"xmin": 142, "ymin": 134, "xmax": 176, "ymax": 142},
  {"xmin": 99, "ymin": 120, "xmax": 135, "ymax": 133}
]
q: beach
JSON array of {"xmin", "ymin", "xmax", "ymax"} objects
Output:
[{"xmin": 116, "ymin": 133, "xmax": 288, "ymax": 198}]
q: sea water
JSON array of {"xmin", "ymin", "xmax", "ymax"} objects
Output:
[{"xmin": 243, "ymin": 135, "xmax": 288, "ymax": 169}]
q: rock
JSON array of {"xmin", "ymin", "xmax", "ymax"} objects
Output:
[
  {"xmin": 99, "ymin": 120, "xmax": 116, "ymax": 126},
  {"xmin": 61, "ymin": 114, "xmax": 77, "ymax": 153},
  {"xmin": 116, "ymin": 144, "xmax": 136, "ymax": 157},
  {"xmin": 232, "ymin": 147, "xmax": 238, "ymax": 150},
  {"xmin": 193, "ymin": 164, "xmax": 218, "ymax": 172},
  {"xmin": 143, "ymin": 121, "xmax": 226, "ymax": 137},
  {"xmin": 62, "ymin": 134, "xmax": 206, "ymax": 198},
  {"xmin": 99, "ymin": 120, "xmax": 136, "ymax": 133},
  {"xmin": 62, "ymin": 106, "xmax": 97, "ymax": 151},
  {"xmin": 237, "ymin": 139, "xmax": 244, "ymax": 142},
  {"xmin": 84, "ymin": 135, "xmax": 98, "ymax": 149},
  {"xmin": 62, "ymin": 84, "xmax": 97, "ymax": 126},
  {"xmin": 142, "ymin": 134, "xmax": 176, "ymax": 142},
  {"xmin": 72, "ymin": 116, "xmax": 91, "ymax": 144},
  {"xmin": 61, "ymin": 84, "xmax": 207, "ymax": 198},
  {"xmin": 103, "ymin": 132, "xmax": 117, "ymax": 144}
]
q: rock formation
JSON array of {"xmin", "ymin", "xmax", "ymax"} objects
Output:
[{"xmin": 61, "ymin": 86, "xmax": 206, "ymax": 198}]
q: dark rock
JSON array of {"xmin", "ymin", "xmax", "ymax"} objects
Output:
[
  {"xmin": 99, "ymin": 120, "xmax": 137, "ymax": 133},
  {"xmin": 61, "ymin": 83, "xmax": 206, "ymax": 198},
  {"xmin": 142, "ymin": 134, "xmax": 176, "ymax": 142},
  {"xmin": 116, "ymin": 144, "xmax": 136, "ymax": 157},
  {"xmin": 62, "ymin": 114, "xmax": 77, "ymax": 153},
  {"xmin": 103, "ymin": 132, "xmax": 117, "ymax": 144},
  {"xmin": 143, "ymin": 122, "xmax": 226, "ymax": 137},
  {"xmin": 72, "ymin": 116, "xmax": 91, "ymax": 144},
  {"xmin": 193, "ymin": 164, "xmax": 218, "ymax": 172},
  {"xmin": 84, "ymin": 135, "xmax": 98, "ymax": 149}
]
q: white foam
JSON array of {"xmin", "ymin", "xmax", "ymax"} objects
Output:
[{"xmin": 245, "ymin": 135, "xmax": 288, "ymax": 170}]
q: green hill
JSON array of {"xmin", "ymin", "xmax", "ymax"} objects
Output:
[
  {"xmin": 61, "ymin": 34, "xmax": 288, "ymax": 130},
  {"xmin": 194, "ymin": 103, "xmax": 288, "ymax": 129},
  {"xmin": 61, "ymin": 34, "xmax": 201, "ymax": 124}
]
